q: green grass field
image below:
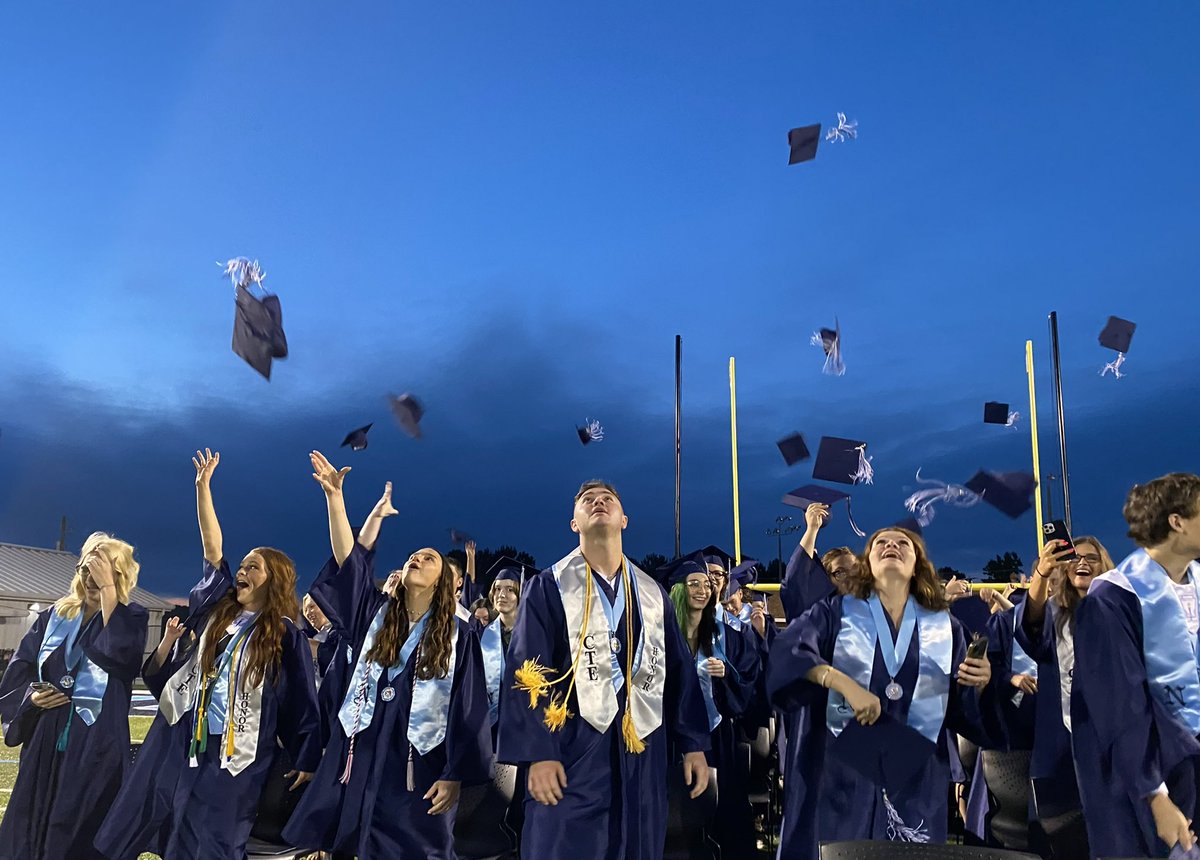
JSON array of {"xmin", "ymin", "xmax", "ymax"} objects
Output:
[{"xmin": 0, "ymin": 716, "xmax": 160, "ymax": 860}]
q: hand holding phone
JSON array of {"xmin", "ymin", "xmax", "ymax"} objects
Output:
[
  {"xmin": 30, "ymin": 681, "xmax": 58, "ymax": 695},
  {"xmin": 1042, "ymin": 520, "xmax": 1078, "ymax": 562},
  {"xmin": 966, "ymin": 634, "xmax": 989, "ymax": 661}
]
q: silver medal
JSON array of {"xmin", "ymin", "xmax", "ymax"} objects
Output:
[
  {"xmin": 885, "ymin": 681, "xmax": 903, "ymax": 701},
  {"xmin": 381, "ymin": 686, "xmax": 395, "ymax": 702},
  {"xmin": 60, "ymin": 675, "xmax": 75, "ymax": 690},
  {"xmin": 610, "ymin": 637, "xmax": 621, "ymax": 655}
]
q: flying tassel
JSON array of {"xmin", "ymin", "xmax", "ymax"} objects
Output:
[
  {"xmin": 1101, "ymin": 352, "xmax": 1126, "ymax": 379},
  {"xmin": 513, "ymin": 659, "xmax": 557, "ymax": 708},
  {"xmin": 218, "ymin": 257, "xmax": 266, "ymax": 292},
  {"xmin": 852, "ymin": 444, "xmax": 874, "ymax": 485},
  {"xmin": 1005, "ymin": 410, "xmax": 1021, "ymax": 428},
  {"xmin": 543, "ymin": 694, "xmax": 573, "ymax": 732},
  {"xmin": 883, "ymin": 789, "xmax": 930, "ymax": 843},
  {"xmin": 845, "ymin": 497, "xmax": 867, "ymax": 538},
  {"xmin": 621, "ymin": 708, "xmax": 646, "ymax": 754}
]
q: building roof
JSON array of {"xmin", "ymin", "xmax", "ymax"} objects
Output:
[{"xmin": 0, "ymin": 541, "xmax": 176, "ymax": 611}]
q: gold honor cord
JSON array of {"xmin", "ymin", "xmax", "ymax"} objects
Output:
[{"xmin": 512, "ymin": 563, "xmax": 645, "ymax": 752}]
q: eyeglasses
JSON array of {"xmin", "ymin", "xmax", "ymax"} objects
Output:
[
  {"xmin": 686, "ymin": 581, "xmax": 712, "ymax": 592},
  {"xmin": 829, "ymin": 568, "xmax": 854, "ymax": 580}
]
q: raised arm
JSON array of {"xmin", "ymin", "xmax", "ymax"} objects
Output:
[
  {"xmin": 193, "ymin": 448, "xmax": 223, "ymax": 566},
  {"xmin": 798, "ymin": 502, "xmax": 829, "ymax": 559},
  {"xmin": 356, "ymin": 481, "xmax": 399, "ymax": 552},
  {"xmin": 1022, "ymin": 540, "xmax": 1073, "ymax": 628},
  {"xmin": 310, "ymin": 451, "xmax": 354, "ymax": 566}
]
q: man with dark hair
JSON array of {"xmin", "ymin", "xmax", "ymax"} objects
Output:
[
  {"xmin": 1073, "ymin": 472, "xmax": 1200, "ymax": 857},
  {"xmin": 497, "ymin": 479, "xmax": 711, "ymax": 860}
]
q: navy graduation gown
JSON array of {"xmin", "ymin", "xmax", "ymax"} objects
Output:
[
  {"xmin": 0, "ymin": 602, "xmax": 148, "ymax": 860},
  {"xmin": 1014, "ymin": 598, "xmax": 1082, "ymax": 818},
  {"xmin": 496, "ymin": 568, "xmax": 711, "ymax": 860},
  {"xmin": 282, "ymin": 549, "xmax": 492, "ymax": 860},
  {"xmin": 94, "ymin": 560, "xmax": 321, "ymax": 860},
  {"xmin": 1072, "ymin": 579, "xmax": 1200, "ymax": 858},
  {"xmin": 767, "ymin": 595, "xmax": 993, "ymax": 860},
  {"xmin": 701, "ymin": 618, "xmax": 762, "ymax": 860},
  {"xmin": 985, "ymin": 606, "xmax": 1036, "ymax": 752},
  {"xmin": 780, "ymin": 545, "xmax": 837, "ymax": 624}
]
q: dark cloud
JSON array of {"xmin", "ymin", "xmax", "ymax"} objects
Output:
[{"xmin": 1, "ymin": 323, "xmax": 1195, "ymax": 598}]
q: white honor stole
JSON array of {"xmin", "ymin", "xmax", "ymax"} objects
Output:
[
  {"xmin": 552, "ymin": 549, "xmax": 666, "ymax": 739},
  {"xmin": 161, "ymin": 617, "xmax": 264, "ymax": 776}
]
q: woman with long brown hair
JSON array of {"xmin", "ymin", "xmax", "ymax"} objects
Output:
[
  {"xmin": 1015, "ymin": 533, "xmax": 1115, "ymax": 859},
  {"xmin": 282, "ymin": 452, "xmax": 490, "ymax": 860},
  {"xmin": 0, "ymin": 532, "xmax": 148, "ymax": 860},
  {"xmin": 95, "ymin": 449, "xmax": 321, "ymax": 860},
  {"xmin": 767, "ymin": 526, "xmax": 994, "ymax": 860}
]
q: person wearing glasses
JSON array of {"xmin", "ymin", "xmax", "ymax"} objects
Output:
[
  {"xmin": 667, "ymin": 556, "xmax": 761, "ymax": 859},
  {"xmin": 780, "ymin": 503, "xmax": 858, "ymax": 624}
]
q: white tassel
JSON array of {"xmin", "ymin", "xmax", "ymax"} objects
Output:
[
  {"xmin": 852, "ymin": 445, "xmax": 874, "ymax": 485},
  {"xmin": 883, "ymin": 789, "xmax": 929, "ymax": 843},
  {"xmin": 1101, "ymin": 352, "xmax": 1126, "ymax": 379}
]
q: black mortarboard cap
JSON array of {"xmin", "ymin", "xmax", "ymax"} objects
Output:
[
  {"xmin": 481, "ymin": 556, "xmax": 539, "ymax": 592},
  {"xmin": 1099, "ymin": 316, "xmax": 1136, "ymax": 354},
  {"xmin": 726, "ymin": 559, "xmax": 761, "ymax": 600},
  {"xmin": 814, "ymin": 325, "xmax": 839, "ymax": 357},
  {"xmin": 340, "ymin": 424, "xmax": 373, "ymax": 452},
  {"xmin": 776, "ymin": 432, "xmax": 811, "ymax": 467},
  {"xmin": 448, "ymin": 529, "xmax": 472, "ymax": 545},
  {"xmin": 983, "ymin": 402, "xmax": 1010, "ymax": 425},
  {"xmin": 652, "ymin": 551, "xmax": 708, "ymax": 588},
  {"xmin": 388, "ymin": 393, "xmax": 424, "ymax": 438},
  {"xmin": 894, "ymin": 516, "xmax": 924, "ymax": 536},
  {"xmin": 782, "ymin": 484, "xmax": 867, "ymax": 538},
  {"xmin": 813, "ymin": 436, "xmax": 868, "ymax": 485},
  {"xmin": 787, "ymin": 124, "xmax": 821, "ymax": 165},
  {"xmin": 965, "ymin": 470, "xmax": 1037, "ymax": 519},
  {"xmin": 828, "ymin": 713, "xmax": 937, "ymax": 795},
  {"xmin": 694, "ymin": 545, "xmax": 735, "ymax": 573},
  {"xmin": 231, "ymin": 285, "xmax": 288, "ymax": 380}
]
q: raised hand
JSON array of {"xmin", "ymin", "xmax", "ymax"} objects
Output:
[
  {"xmin": 193, "ymin": 448, "xmax": 220, "ymax": 487},
  {"xmin": 750, "ymin": 603, "xmax": 767, "ymax": 637},
  {"xmin": 162, "ymin": 616, "xmax": 187, "ymax": 647},
  {"xmin": 1034, "ymin": 539, "xmax": 1076, "ymax": 578},
  {"xmin": 310, "ymin": 451, "xmax": 351, "ymax": 496},
  {"xmin": 804, "ymin": 502, "xmax": 830, "ymax": 532},
  {"xmin": 369, "ymin": 481, "xmax": 399, "ymax": 519},
  {"xmin": 944, "ymin": 576, "xmax": 971, "ymax": 603}
]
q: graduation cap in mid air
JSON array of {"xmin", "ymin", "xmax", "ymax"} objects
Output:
[
  {"xmin": 577, "ymin": 418, "xmax": 605, "ymax": 445},
  {"xmin": 983, "ymin": 402, "xmax": 1011, "ymax": 425},
  {"xmin": 388, "ymin": 394, "xmax": 424, "ymax": 438},
  {"xmin": 811, "ymin": 320, "xmax": 845, "ymax": 376},
  {"xmin": 964, "ymin": 470, "xmax": 1038, "ymax": 519},
  {"xmin": 232, "ymin": 285, "xmax": 289, "ymax": 380},
  {"xmin": 340, "ymin": 424, "xmax": 373, "ymax": 452},
  {"xmin": 1099, "ymin": 316, "xmax": 1136, "ymax": 354},
  {"xmin": 448, "ymin": 528, "xmax": 472, "ymax": 545},
  {"xmin": 782, "ymin": 484, "xmax": 867, "ymax": 538},
  {"xmin": 813, "ymin": 436, "xmax": 873, "ymax": 485},
  {"xmin": 787, "ymin": 124, "xmax": 821, "ymax": 165},
  {"xmin": 776, "ymin": 432, "xmax": 811, "ymax": 467}
]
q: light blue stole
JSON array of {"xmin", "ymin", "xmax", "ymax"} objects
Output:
[
  {"xmin": 39, "ymin": 608, "xmax": 107, "ymax": 726},
  {"xmin": 1092, "ymin": 550, "xmax": 1200, "ymax": 735},
  {"xmin": 337, "ymin": 602, "xmax": 459, "ymax": 754},
  {"xmin": 827, "ymin": 594, "xmax": 952, "ymax": 743},
  {"xmin": 593, "ymin": 573, "xmax": 628, "ymax": 693},
  {"xmin": 695, "ymin": 620, "xmax": 729, "ymax": 731},
  {"xmin": 1010, "ymin": 611, "xmax": 1039, "ymax": 679},
  {"xmin": 717, "ymin": 604, "xmax": 743, "ymax": 632},
  {"xmin": 479, "ymin": 617, "xmax": 505, "ymax": 725}
]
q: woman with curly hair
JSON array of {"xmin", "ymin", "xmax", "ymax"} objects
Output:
[
  {"xmin": 767, "ymin": 526, "xmax": 994, "ymax": 860},
  {"xmin": 1013, "ymin": 531, "xmax": 1114, "ymax": 859},
  {"xmin": 95, "ymin": 449, "xmax": 321, "ymax": 860},
  {"xmin": 282, "ymin": 452, "xmax": 490, "ymax": 860},
  {"xmin": 0, "ymin": 532, "xmax": 148, "ymax": 860}
]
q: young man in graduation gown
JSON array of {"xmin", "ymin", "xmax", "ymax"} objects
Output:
[
  {"xmin": 1073, "ymin": 472, "xmax": 1200, "ymax": 858},
  {"xmin": 497, "ymin": 479, "xmax": 712, "ymax": 860}
]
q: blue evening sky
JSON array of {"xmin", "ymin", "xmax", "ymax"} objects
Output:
[{"xmin": 1, "ymin": 2, "xmax": 1197, "ymax": 596}]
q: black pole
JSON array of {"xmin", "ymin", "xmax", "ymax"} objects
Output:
[
  {"xmin": 1048, "ymin": 313, "xmax": 1072, "ymax": 531},
  {"xmin": 674, "ymin": 335, "xmax": 682, "ymax": 559},
  {"xmin": 777, "ymin": 532, "xmax": 783, "ymax": 577}
]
